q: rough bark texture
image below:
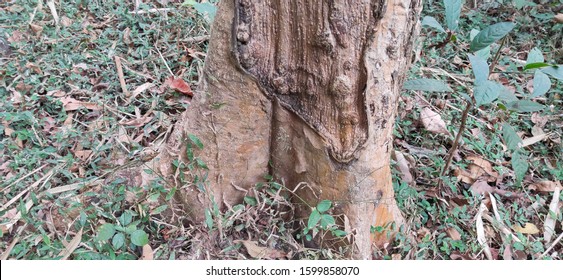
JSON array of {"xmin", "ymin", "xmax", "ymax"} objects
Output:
[{"xmin": 149, "ymin": 0, "xmax": 422, "ymax": 259}]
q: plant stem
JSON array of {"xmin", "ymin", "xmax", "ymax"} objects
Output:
[
  {"xmin": 440, "ymin": 102, "xmax": 470, "ymax": 177},
  {"xmin": 440, "ymin": 37, "xmax": 508, "ymax": 178}
]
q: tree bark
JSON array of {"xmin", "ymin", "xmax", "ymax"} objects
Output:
[{"xmin": 148, "ymin": 0, "xmax": 422, "ymax": 259}]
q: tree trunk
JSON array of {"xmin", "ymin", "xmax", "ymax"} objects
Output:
[{"xmin": 149, "ymin": 0, "xmax": 421, "ymax": 259}]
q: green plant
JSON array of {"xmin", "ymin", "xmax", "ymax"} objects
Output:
[{"xmin": 300, "ymin": 200, "xmax": 347, "ymax": 242}]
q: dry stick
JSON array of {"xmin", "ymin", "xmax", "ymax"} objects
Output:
[
  {"xmin": 155, "ymin": 44, "xmax": 175, "ymax": 77},
  {"xmin": 440, "ymin": 37, "xmax": 508, "ymax": 178},
  {"xmin": 540, "ymin": 232, "xmax": 563, "ymax": 258},
  {"xmin": 0, "ymin": 163, "xmax": 48, "ymax": 193},
  {"xmin": 114, "ymin": 56, "xmax": 130, "ymax": 97}
]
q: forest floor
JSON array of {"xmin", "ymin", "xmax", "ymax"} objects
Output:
[{"xmin": 0, "ymin": 0, "xmax": 561, "ymax": 260}]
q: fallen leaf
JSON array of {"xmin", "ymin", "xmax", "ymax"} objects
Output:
[
  {"xmin": 420, "ymin": 107, "xmax": 450, "ymax": 136},
  {"xmin": 529, "ymin": 181, "xmax": 561, "ymax": 192},
  {"xmin": 531, "ymin": 113, "xmax": 548, "ymax": 128},
  {"xmin": 391, "ymin": 254, "xmax": 401, "ymax": 260},
  {"xmin": 470, "ymin": 180, "xmax": 493, "ymax": 195},
  {"xmin": 7, "ymin": 30, "xmax": 24, "ymax": 43},
  {"xmin": 140, "ymin": 244, "xmax": 154, "ymax": 260},
  {"xmin": 392, "ymin": 150, "xmax": 413, "ymax": 185},
  {"xmin": 466, "ymin": 154, "xmax": 498, "ymax": 181},
  {"xmin": 446, "ymin": 227, "xmax": 461, "ymax": 240},
  {"xmin": 74, "ymin": 150, "xmax": 92, "ymax": 161},
  {"xmin": 60, "ymin": 97, "xmax": 100, "ymax": 111},
  {"xmin": 416, "ymin": 227, "xmax": 431, "ymax": 242},
  {"xmin": 503, "ymin": 245, "xmax": 513, "ymax": 260},
  {"xmin": 126, "ymin": 82, "xmax": 155, "ymax": 104},
  {"xmin": 476, "ymin": 201, "xmax": 493, "ymax": 260},
  {"xmin": 544, "ymin": 186, "xmax": 561, "ymax": 243},
  {"xmin": 450, "ymin": 251, "xmax": 473, "ymax": 260},
  {"xmin": 58, "ymin": 229, "xmax": 83, "ymax": 260},
  {"xmin": 555, "ymin": 13, "xmax": 563, "ymax": 24},
  {"xmin": 236, "ymin": 240, "xmax": 286, "ymax": 259},
  {"xmin": 166, "ymin": 77, "xmax": 193, "ymax": 96},
  {"xmin": 513, "ymin": 223, "xmax": 540, "ymax": 235},
  {"xmin": 25, "ymin": 62, "xmax": 43, "ymax": 75},
  {"xmin": 29, "ymin": 23, "xmax": 44, "ymax": 35},
  {"xmin": 454, "ymin": 168, "xmax": 476, "ymax": 184},
  {"xmin": 61, "ymin": 16, "xmax": 73, "ymax": 27},
  {"xmin": 120, "ymin": 116, "xmax": 153, "ymax": 127},
  {"xmin": 522, "ymin": 133, "xmax": 549, "ymax": 147}
]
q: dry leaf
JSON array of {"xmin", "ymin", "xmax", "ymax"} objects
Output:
[
  {"xmin": 74, "ymin": 150, "xmax": 92, "ymax": 161},
  {"xmin": 513, "ymin": 223, "xmax": 540, "ymax": 235},
  {"xmin": 529, "ymin": 181, "xmax": 561, "ymax": 192},
  {"xmin": 454, "ymin": 167, "xmax": 476, "ymax": 184},
  {"xmin": 503, "ymin": 245, "xmax": 513, "ymax": 260},
  {"xmin": 446, "ymin": 227, "xmax": 461, "ymax": 240},
  {"xmin": 120, "ymin": 116, "xmax": 153, "ymax": 127},
  {"xmin": 420, "ymin": 107, "xmax": 450, "ymax": 136},
  {"xmin": 470, "ymin": 180, "xmax": 493, "ymax": 195},
  {"xmin": 467, "ymin": 154, "xmax": 498, "ymax": 181},
  {"xmin": 59, "ymin": 229, "xmax": 83, "ymax": 260},
  {"xmin": 29, "ymin": 23, "xmax": 44, "ymax": 35},
  {"xmin": 544, "ymin": 186, "xmax": 561, "ymax": 243},
  {"xmin": 166, "ymin": 77, "xmax": 193, "ymax": 97},
  {"xmin": 555, "ymin": 13, "xmax": 563, "ymax": 24},
  {"xmin": 237, "ymin": 240, "xmax": 285, "ymax": 259},
  {"xmin": 61, "ymin": 16, "xmax": 73, "ymax": 27},
  {"xmin": 476, "ymin": 202, "xmax": 493, "ymax": 260},
  {"xmin": 25, "ymin": 62, "xmax": 43, "ymax": 75},
  {"xmin": 392, "ymin": 150, "xmax": 413, "ymax": 185},
  {"xmin": 60, "ymin": 97, "xmax": 100, "ymax": 111},
  {"xmin": 141, "ymin": 244, "xmax": 154, "ymax": 260},
  {"xmin": 522, "ymin": 133, "xmax": 549, "ymax": 148}
]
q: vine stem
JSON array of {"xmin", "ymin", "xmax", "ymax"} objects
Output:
[{"xmin": 439, "ymin": 36, "xmax": 508, "ymax": 179}]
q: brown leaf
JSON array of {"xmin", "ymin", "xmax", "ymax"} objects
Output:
[
  {"xmin": 60, "ymin": 97, "xmax": 100, "ymax": 111},
  {"xmin": 236, "ymin": 240, "xmax": 286, "ymax": 259},
  {"xmin": 555, "ymin": 13, "xmax": 563, "ymax": 24},
  {"xmin": 420, "ymin": 107, "xmax": 450, "ymax": 136},
  {"xmin": 544, "ymin": 185, "xmax": 561, "ymax": 243},
  {"xmin": 29, "ymin": 23, "xmax": 44, "ymax": 35},
  {"xmin": 454, "ymin": 168, "xmax": 476, "ymax": 184},
  {"xmin": 61, "ymin": 16, "xmax": 73, "ymax": 27},
  {"xmin": 529, "ymin": 181, "xmax": 561, "ymax": 192},
  {"xmin": 140, "ymin": 244, "xmax": 154, "ymax": 260},
  {"xmin": 7, "ymin": 30, "xmax": 24, "ymax": 43},
  {"xmin": 446, "ymin": 227, "xmax": 461, "ymax": 240},
  {"xmin": 25, "ymin": 62, "xmax": 43, "ymax": 75},
  {"xmin": 166, "ymin": 77, "xmax": 193, "ymax": 96},
  {"xmin": 58, "ymin": 229, "xmax": 83, "ymax": 260},
  {"xmin": 120, "ymin": 116, "xmax": 153, "ymax": 128},
  {"xmin": 392, "ymin": 150, "xmax": 413, "ymax": 185},
  {"xmin": 74, "ymin": 150, "xmax": 92, "ymax": 161},
  {"xmin": 513, "ymin": 223, "xmax": 540, "ymax": 235},
  {"xmin": 470, "ymin": 180, "xmax": 494, "ymax": 195},
  {"xmin": 466, "ymin": 154, "xmax": 498, "ymax": 181}
]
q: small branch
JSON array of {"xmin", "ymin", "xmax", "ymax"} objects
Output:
[
  {"xmin": 114, "ymin": 56, "xmax": 130, "ymax": 97},
  {"xmin": 440, "ymin": 101, "xmax": 471, "ymax": 176},
  {"xmin": 539, "ymin": 231, "xmax": 563, "ymax": 259},
  {"xmin": 154, "ymin": 44, "xmax": 174, "ymax": 77}
]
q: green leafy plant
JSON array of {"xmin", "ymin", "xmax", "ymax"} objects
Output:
[{"xmin": 301, "ymin": 200, "xmax": 347, "ymax": 242}]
